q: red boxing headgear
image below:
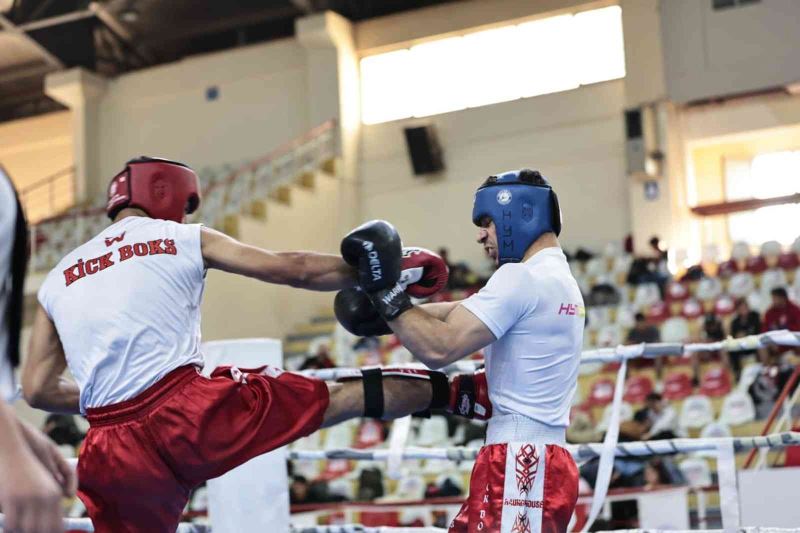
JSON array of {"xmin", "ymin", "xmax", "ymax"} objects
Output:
[{"xmin": 106, "ymin": 157, "xmax": 201, "ymax": 223}]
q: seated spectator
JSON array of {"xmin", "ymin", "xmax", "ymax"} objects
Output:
[
  {"xmin": 726, "ymin": 298, "xmax": 761, "ymax": 380},
  {"xmin": 290, "ymin": 476, "xmax": 348, "ymax": 504},
  {"xmin": 762, "ymin": 287, "xmax": 800, "ymax": 333},
  {"xmin": 748, "ymin": 347, "xmax": 796, "ymax": 419},
  {"xmin": 299, "ymin": 344, "xmax": 336, "ymax": 371},
  {"xmin": 627, "ymin": 313, "xmax": 663, "ymax": 375},
  {"xmin": 635, "ymin": 393, "xmax": 679, "ymax": 440},
  {"xmin": 627, "ymin": 313, "xmax": 661, "ymax": 344},
  {"xmin": 703, "ymin": 313, "xmax": 725, "ymax": 342}
]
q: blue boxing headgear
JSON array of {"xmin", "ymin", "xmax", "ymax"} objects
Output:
[{"xmin": 472, "ymin": 169, "xmax": 561, "ymax": 265}]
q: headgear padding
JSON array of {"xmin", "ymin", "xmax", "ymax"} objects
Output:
[
  {"xmin": 106, "ymin": 157, "xmax": 201, "ymax": 223},
  {"xmin": 471, "ymin": 169, "xmax": 561, "ymax": 265}
]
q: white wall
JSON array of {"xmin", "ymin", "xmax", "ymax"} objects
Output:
[
  {"xmin": 660, "ymin": 0, "xmax": 800, "ymax": 103},
  {"xmin": 92, "ymin": 39, "xmax": 311, "ymax": 199},
  {"xmin": 0, "ymin": 111, "xmax": 73, "ymax": 220},
  {"xmin": 360, "ymin": 81, "xmax": 630, "ymax": 266},
  {"xmin": 201, "ymin": 173, "xmax": 347, "ymax": 341}
]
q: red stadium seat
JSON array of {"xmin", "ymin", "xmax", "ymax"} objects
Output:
[
  {"xmin": 645, "ymin": 301, "xmax": 670, "ymax": 322},
  {"xmin": 354, "ymin": 419, "xmax": 385, "ymax": 449},
  {"xmin": 587, "ymin": 378, "xmax": 616, "ymax": 407},
  {"xmin": 717, "ymin": 259, "xmax": 738, "ymax": 278},
  {"xmin": 745, "ymin": 255, "xmax": 767, "ymax": 274},
  {"xmin": 714, "ymin": 295, "xmax": 736, "ymax": 316},
  {"xmin": 681, "ymin": 299, "xmax": 703, "ymax": 320},
  {"xmin": 623, "ymin": 374, "xmax": 654, "ymax": 404},
  {"xmin": 663, "ymin": 371, "xmax": 693, "ymax": 401},
  {"xmin": 665, "ymin": 281, "xmax": 689, "ymax": 302},
  {"xmin": 699, "ymin": 366, "xmax": 732, "ymax": 397},
  {"xmin": 778, "ymin": 252, "xmax": 800, "ymax": 271}
]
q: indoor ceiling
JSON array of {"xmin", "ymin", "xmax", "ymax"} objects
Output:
[{"xmin": 0, "ymin": 0, "xmax": 460, "ymax": 122}]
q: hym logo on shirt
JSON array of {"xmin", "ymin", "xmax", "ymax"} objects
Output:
[{"xmin": 557, "ymin": 303, "xmax": 585, "ymax": 317}]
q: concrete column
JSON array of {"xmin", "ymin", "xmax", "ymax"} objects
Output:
[
  {"xmin": 296, "ymin": 11, "xmax": 362, "ymax": 229},
  {"xmin": 44, "ymin": 68, "xmax": 107, "ymax": 204}
]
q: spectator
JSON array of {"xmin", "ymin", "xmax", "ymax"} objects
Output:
[
  {"xmin": 627, "ymin": 313, "xmax": 663, "ymax": 375},
  {"xmin": 748, "ymin": 347, "xmax": 796, "ymax": 419},
  {"xmin": 299, "ymin": 344, "xmax": 336, "ymax": 371},
  {"xmin": 762, "ymin": 287, "xmax": 800, "ymax": 333},
  {"xmin": 635, "ymin": 393, "xmax": 679, "ymax": 440},
  {"xmin": 627, "ymin": 313, "xmax": 661, "ymax": 344},
  {"xmin": 726, "ymin": 298, "xmax": 761, "ymax": 379},
  {"xmin": 290, "ymin": 475, "xmax": 347, "ymax": 504},
  {"xmin": 702, "ymin": 313, "xmax": 725, "ymax": 342},
  {"xmin": 649, "ymin": 236, "xmax": 668, "ymax": 262}
]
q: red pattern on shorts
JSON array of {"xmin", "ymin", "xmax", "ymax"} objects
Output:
[{"xmin": 449, "ymin": 443, "xmax": 578, "ymax": 533}]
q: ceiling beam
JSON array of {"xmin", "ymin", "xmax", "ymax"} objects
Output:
[
  {"xmin": 0, "ymin": 13, "xmax": 63, "ymax": 69},
  {"xmin": 17, "ymin": 9, "xmax": 95, "ymax": 32},
  {"xmin": 0, "ymin": 61, "xmax": 55, "ymax": 83},
  {"xmin": 141, "ymin": 5, "xmax": 300, "ymax": 45},
  {"xmin": 89, "ymin": 2, "xmax": 155, "ymax": 65},
  {"xmin": 290, "ymin": 0, "xmax": 315, "ymax": 14}
]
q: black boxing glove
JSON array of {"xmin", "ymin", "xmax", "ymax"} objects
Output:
[
  {"xmin": 400, "ymin": 247, "xmax": 449, "ymax": 298},
  {"xmin": 341, "ymin": 220, "xmax": 403, "ymax": 292},
  {"xmin": 334, "ymin": 288, "xmax": 391, "ymax": 337}
]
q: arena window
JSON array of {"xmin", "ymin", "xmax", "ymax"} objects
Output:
[{"xmin": 359, "ymin": 6, "xmax": 626, "ymax": 125}]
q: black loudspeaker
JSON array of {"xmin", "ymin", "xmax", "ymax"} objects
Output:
[
  {"xmin": 403, "ymin": 125, "xmax": 444, "ymax": 175},
  {"xmin": 624, "ymin": 108, "xmax": 646, "ymax": 176}
]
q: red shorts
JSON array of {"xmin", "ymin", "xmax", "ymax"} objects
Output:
[
  {"xmin": 77, "ymin": 365, "xmax": 329, "ymax": 533},
  {"xmin": 449, "ymin": 443, "xmax": 578, "ymax": 533}
]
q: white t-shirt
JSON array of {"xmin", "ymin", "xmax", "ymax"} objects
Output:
[
  {"xmin": 0, "ymin": 173, "xmax": 18, "ymax": 402},
  {"xmin": 461, "ymin": 247, "xmax": 584, "ymax": 427},
  {"xmin": 38, "ymin": 216, "xmax": 205, "ymax": 412}
]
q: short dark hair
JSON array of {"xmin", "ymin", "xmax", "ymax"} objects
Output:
[
  {"xmin": 645, "ymin": 392, "xmax": 662, "ymax": 403},
  {"xmin": 771, "ymin": 287, "xmax": 789, "ymax": 300},
  {"xmin": 635, "ymin": 312, "xmax": 646, "ymax": 322}
]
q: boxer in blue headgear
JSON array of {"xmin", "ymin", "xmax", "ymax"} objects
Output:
[
  {"xmin": 333, "ymin": 166, "xmax": 583, "ymax": 532},
  {"xmin": 472, "ymin": 168, "xmax": 561, "ymax": 265}
]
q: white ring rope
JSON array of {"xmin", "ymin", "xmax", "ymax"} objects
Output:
[
  {"xmin": 285, "ymin": 432, "xmax": 800, "ymax": 462},
  {"xmin": 291, "ymin": 527, "xmax": 446, "ymax": 533},
  {"xmin": 306, "ymin": 330, "xmax": 800, "ymax": 380},
  {"xmin": 57, "ymin": 432, "xmax": 800, "ymax": 470}
]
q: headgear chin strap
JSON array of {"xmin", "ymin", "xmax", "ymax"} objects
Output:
[
  {"xmin": 472, "ymin": 169, "xmax": 561, "ymax": 265},
  {"xmin": 106, "ymin": 157, "xmax": 201, "ymax": 223}
]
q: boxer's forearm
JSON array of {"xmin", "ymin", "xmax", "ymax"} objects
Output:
[
  {"xmin": 202, "ymin": 226, "xmax": 357, "ymax": 290},
  {"xmin": 24, "ymin": 378, "xmax": 80, "ymax": 414},
  {"xmin": 0, "ymin": 403, "xmax": 28, "ymax": 459},
  {"xmin": 389, "ymin": 305, "xmax": 494, "ymax": 369}
]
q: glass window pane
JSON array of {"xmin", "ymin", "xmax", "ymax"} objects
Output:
[
  {"xmin": 461, "ymin": 26, "xmax": 524, "ymax": 107},
  {"xmin": 517, "ymin": 15, "xmax": 580, "ymax": 97},
  {"xmin": 409, "ymin": 37, "xmax": 470, "ymax": 118},
  {"xmin": 360, "ymin": 50, "xmax": 413, "ymax": 125},
  {"xmin": 574, "ymin": 6, "xmax": 626, "ymax": 85}
]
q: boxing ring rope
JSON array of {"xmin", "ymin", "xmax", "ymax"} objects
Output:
[
  {"xmin": 306, "ymin": 330, "xmax": 800, "ymax": 381},
  {"xmin": 5, "ymin": 332, "xmax": 798, "ymax": 532},
  {"xmin": 286, "ymin": 432, "xmax": 800, "ymax": 462}
]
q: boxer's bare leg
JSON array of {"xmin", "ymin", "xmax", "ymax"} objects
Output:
[{"xmin": 321, "ymin": 379, "xmax": 432, "ymax": 428}]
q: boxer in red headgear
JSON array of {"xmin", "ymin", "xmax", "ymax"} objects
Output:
[{"xmin": 22, "ymin": 156, "xmax": 450, "ymax": 532}]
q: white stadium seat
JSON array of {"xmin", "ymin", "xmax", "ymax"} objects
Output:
[
  {"xmin": 679, "ymin": 395, "xmax": 715, "ymax": 430},
  {"xmin": 719, "ymin": 390, "xmax": 756, "ymax": 426}
]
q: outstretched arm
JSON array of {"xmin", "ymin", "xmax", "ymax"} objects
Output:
[
  {"xmin": 21, "ymin": 305, "xmax": 80, "ymax": 414},
  {"xmin": 201, "ymin": 226, "xmax": 357, "ymax": 291}
]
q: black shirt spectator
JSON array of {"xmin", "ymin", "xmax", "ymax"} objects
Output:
[
  {"xmin": 626, "ymin": 313, "xmax": 661, "ymax": 344},
  {"xmin": 730, "ymin": 299, "xmax": 761, "ymax": 339},
  {"xmin": 703, "ymin": 313, "xmax": 725, "ymax": 342}
]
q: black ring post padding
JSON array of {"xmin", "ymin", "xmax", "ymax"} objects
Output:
[{"xmin": 362, "ymin": 368, "xmax": 384, "ymax": 418}]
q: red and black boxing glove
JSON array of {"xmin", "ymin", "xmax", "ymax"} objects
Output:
[
  {"xmin": 399, "ymin": 247, "xmax": 449, "ymax": 298},
  {"xmin": 448, "ymin": 370, "xmax": 492, "ymax": 420}
]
